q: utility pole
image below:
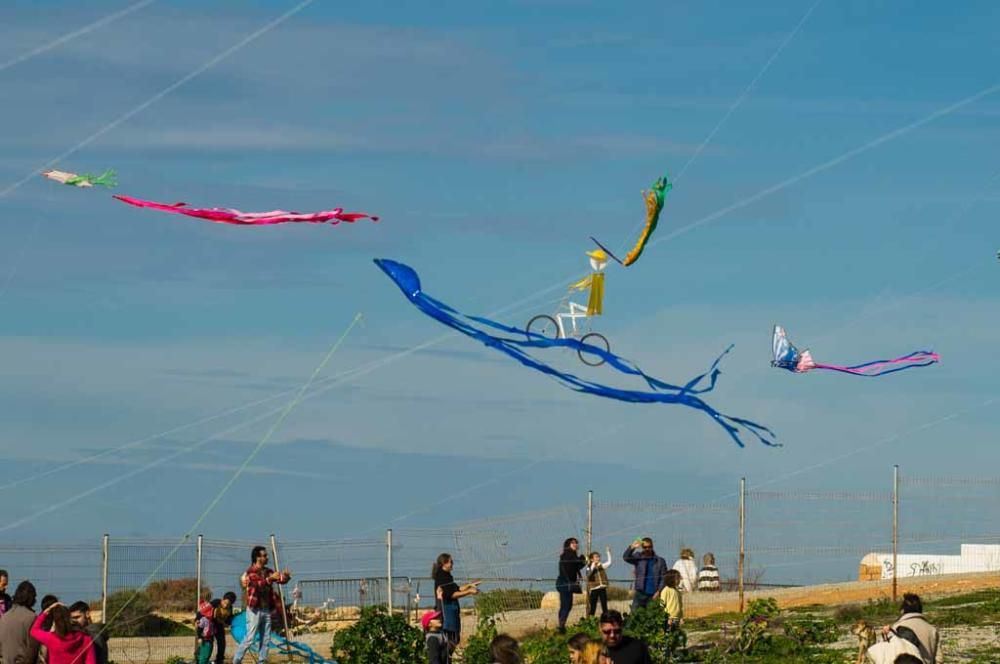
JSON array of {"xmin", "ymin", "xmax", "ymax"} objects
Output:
[
  {"xmin": 892, "ymin": 465, "xmax": 899, "ymax": 602},
  {"xmin": 586, "ymin": 490, "xmax": 594, "ymax": 554},
  {"xmin": 738, "ymin": 477, "xmax": 746, "ymax": 613}
]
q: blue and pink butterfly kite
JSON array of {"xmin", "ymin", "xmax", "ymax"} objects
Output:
[{"xmin": 771, "ymin": 325, "xmax": 939, "ymax": 377}]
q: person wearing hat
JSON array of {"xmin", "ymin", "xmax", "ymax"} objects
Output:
[
  {"xmin": 421, "ymin": 609, "xmax": 449, "ymax": 664},
  {"xmin": 195, "ymin": 599, "xmax": 216, "ymax": 664}
]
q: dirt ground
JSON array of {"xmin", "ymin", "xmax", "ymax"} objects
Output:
[
  {"xmin": 495, "ymin": 571, "xmax": 1000, "ymax": 638},
  {"xmin": 683, "ymin": 571, "xmax": 1000, "ymax": 618}
]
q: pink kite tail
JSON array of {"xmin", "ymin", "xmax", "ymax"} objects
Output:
[
  {"xmin": 812, "ymin": 351, "xmax": 940, "ymax": 377},
  {"xmin": 114, "ymin": 195, "xmax": 379, "ymax": 226}
]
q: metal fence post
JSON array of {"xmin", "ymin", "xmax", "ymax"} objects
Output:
[
  {"xmin": 892, "ymin": 465, "xmax": 899, "ymax": 602},
  {"xmin": 195, "ymin": 535, "xmax": 203, "ymax": 658},
  {"xmin": 586, "ymin": 490, "xmax": 594, "ymax": 555},
  {"xmin": 270, "ymin": 534, "xmax": 292, "ymax": 659},
  {"xmin": 387, "ymin": 529, "xmax": 394, "ymax": 612},
  {"xmin": 101, "ymin": 534, "xmax": 109, "ymax": 622},
  {"xmin": 738, "ymin": 477, "xmax": 746, "ymax": 613}
]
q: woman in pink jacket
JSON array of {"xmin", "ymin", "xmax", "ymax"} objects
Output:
[{"xmin": 30, "ymin": 603, "xmax": 96, "ymax": 664}]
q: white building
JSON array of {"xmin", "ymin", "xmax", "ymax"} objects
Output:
[{"xmin": 859, "ymin": 544, "xmax": 1000, "ymax": 581}]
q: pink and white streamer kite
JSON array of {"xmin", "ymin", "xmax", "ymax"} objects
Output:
[
  {"xmin": 771, "ymin": 325, "xmax": 939, "ymax": 377},
  {"xmin": 113, "ymin": 195, "xmax": 378, "ymax": 226}
]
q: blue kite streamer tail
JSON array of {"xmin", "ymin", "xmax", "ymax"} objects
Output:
[{"xmin": 375, "ymin": 258, "xmax": 778, "ymax": 448}]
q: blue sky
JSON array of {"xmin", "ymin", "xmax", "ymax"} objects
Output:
[{"xmin": 1, "ymin": 0, "xmax": 998, "ymax": 574}]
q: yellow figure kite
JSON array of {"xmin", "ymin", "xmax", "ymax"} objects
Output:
[{"xmin": 568, "ymin": 248, "xmax": 608, "ymax": 317}]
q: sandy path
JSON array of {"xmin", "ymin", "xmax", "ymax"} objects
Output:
[{"xmin": 495, "ymin": 571, "xmax": 1000, "ymax": 636}]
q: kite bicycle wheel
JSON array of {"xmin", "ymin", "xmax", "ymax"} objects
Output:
[
  {"xmin": 526, "ymin": 315, "xmax": 560, "ymax": 340},
  {"xmin": 578, "ymin": 332, "xmax": 610, "ymax": 366}
]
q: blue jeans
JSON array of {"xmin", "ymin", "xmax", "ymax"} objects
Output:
[
  {"xmin": 557, "ymin": 590, "xmax": 573, "ymax": 627},
  {"xmin": 233, "ymin": 608, "xmax": 272, "ymax": 664},
  {"xmin": 632, "ymin": 590, "xmax": 654, "ymax": 610}
]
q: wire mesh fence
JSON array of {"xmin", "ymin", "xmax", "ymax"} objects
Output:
[
  {"xmin": 0, "ymin": 542, "xmax": 102, "ymax": 605},
  {"xmin": 3, "ymin": 466, "xmax": 1000, "ymax": 662}
]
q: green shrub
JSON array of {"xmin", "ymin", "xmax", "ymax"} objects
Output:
[
  {"xmin": 833, "ymin": 597, "xmax": 897, "ymax": 624},
  {"xmin": 104, "ymin": 589, "xmax": 193, "ymax": 637},
  {"xmin": 930, "ymin": 596, "xmax": 1000, "ymax": 627},
  {"xmin": 104, "ymin": 589, "xmax": 154, "ymax": 637},
  {"xmin": 519, "ymin": 629, "xmax": 573, "ymax": 664},
  {"xmin": 146, "ymin": 577, "xmax": 211, "ymax": 611},
  {"xmin": 466, "ymin": 614, "xmax": 599, "ymax": 664},
  {"xmin": 928, "ymin": 589, "xmax": 1000, "ymax": 608},
  {"xmin": 732, "ymin": 598, "xmax": 780, "ymax": 655},
  {"xmin": 623, "ymin": 601, "xmax": 687, "ymax": 664},
  {"xmin": 782, "ymin": 617, "xmax": 839, "ymax": 648},
  {"xmin": 474, "ymin": 588, "xmax": 545, "ymax": 617},
  {"xmin": 462, "ymin": 614, "xmax": 499, "ymax": 664},
  {"xmin": 330, "ymin": 606, "xmax": 423, "ymax": 664}
]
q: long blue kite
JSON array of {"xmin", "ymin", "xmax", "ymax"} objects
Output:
[{"xmin": 375, "ymin": 259, "xmax": 777, "ymax": 448}]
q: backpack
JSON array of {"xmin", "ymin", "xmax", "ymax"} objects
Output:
[{"xmin": 865, "ymin": 627, "xmax": 928, "ymax": 664}]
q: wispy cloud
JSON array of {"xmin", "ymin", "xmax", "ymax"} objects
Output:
[{"xmin": 89, "ymin": 124, "xmax": 721, "ymax": 161}]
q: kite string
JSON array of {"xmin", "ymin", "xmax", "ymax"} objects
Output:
[
  {"xmin": 0, "ymin": 285, "xmax": 572, "ymax": 497},
  {"xmin": 6, "ymin": 104, "xmax": 994, "ymax": 509},
  {"xmin": 653, "ymin": 81, "xmax": 1000, "ymax": 248},
  {"xmin": 63, "ymin": 311, "xmax": 362, "ymax": 664},
  {"xmin": 613, "ymin": 0, "xmax": 823, "ymax": 255},
  {"xmin": 673, "ymin": 0, "xmax": 824, "ymax": 182},
  {"xmin": 0, "ymin": 0, "xmax": 320, "ymax": 298},
  {"xmin": 0, "ymin": 313, "xmax": 363, "ymax": 534},
  {"xmin": 1, "ymin": 248, "xmax": 974, "ymax": 512},
  {"xmin": 482, "ymin": 81, "xmax": 1000, "ymax": 329},
  {"xmin": 590, "ymin": 160, "xmax": 998, "ymax": 535},
  {"xmin": 0, "ymin": 0, "xmax": 157, "ymax": 74},
  {"xmin": 593, "ymin": 396, "xmax": 1000, "ymax": 544},
  {"xmin": 186, "ymin": 311, "xmax": 362, "ymax": 528}
]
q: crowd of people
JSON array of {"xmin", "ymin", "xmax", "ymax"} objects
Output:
[
  {"xmin": 422, "ymin": 595, "xmax": 941, "ymax": 664},
  {"xmin": 0, "ymin": 545, "xmax": 295, "ymax": 664},
  {"xmin": 0, "ymin": 570, "xmax": 109, "ymax": 664},
  {"xmin": 562, "ymin": 536, "xmax": 719, "ymax": 631},
  {"xmin": 423, "ymin": 540, "xmax": 941, "ymax": 664},
  {"xmin": 0, "ymin": 541, "xmax": 943, "ymax": 664}
]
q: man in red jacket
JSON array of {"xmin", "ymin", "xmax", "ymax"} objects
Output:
[{"xmin": 232, "ymin": 546, "xmax": 291, "ymax": 664}]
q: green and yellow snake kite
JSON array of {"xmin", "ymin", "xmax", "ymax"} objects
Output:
[{"xmin": 590, "ymin": 175, "xmax": 672, "ymax": 266}]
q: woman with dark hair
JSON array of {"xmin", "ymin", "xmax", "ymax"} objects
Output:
[
  {"xmin": 879, "ymin": 593, "xmax": 939, "ymax": 663},
  {"xmin": 556, "ymin": 537, "xmax": 586, "ymax": 634},
  {"xmin": 488, "ymin": 634, "xmax": 522, "ymax": 664},
  {"xmin": 29, "ymin": 603, "xmax": 95, "ymax": 664},
  {"xmin": 432, "ymin": 553, "xmax": 479, "ymax": 649}
]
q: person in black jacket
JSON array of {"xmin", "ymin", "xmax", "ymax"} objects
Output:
[
  {"xmin": 68, "ymin": 602, "xmax": 107, "ymax": 664},
  {"xmin": 600, "ymin": 610, "xmax": 652, "ymax": 664},
  {"xmin": 432, "ymin": 553, "xmax": 479, "ymax": 649},
  {"xmin": 210, "ymin": 592, "xmax": 237, "ymax": 664},
  {"xmin": 556, "ymin": 538, "xmax": 586, "ymax": 634}
]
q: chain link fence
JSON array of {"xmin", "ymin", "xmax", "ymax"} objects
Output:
[{"xmin": 3, "ymin": 466, "xmax": 1000, "ymax": 662}]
